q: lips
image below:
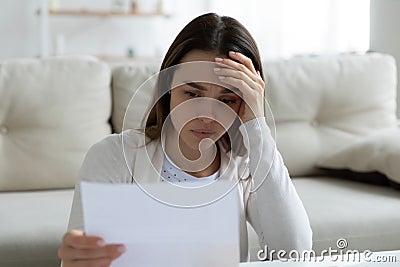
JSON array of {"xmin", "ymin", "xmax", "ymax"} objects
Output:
[{"xmin": 191, "ymin": 129, "xmax": 216, "ymax": 139}]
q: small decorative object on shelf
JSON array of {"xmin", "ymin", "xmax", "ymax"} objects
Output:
[
  {"xmin": 156, "ymin": 0, "xmax": 163, "ymax": 14},
  {"xmin": 136, "ymin": 0, "xmax": 158, "ymax": 14},
  {"xmin": 49, "ymin": 0, "xmax": 60, "ymax": 11},
  {"xmin": 130, "ymin": 1, "xmax": 138, "ymax": 13},
  {"xmin": 127, "ymin": 47, "xmax": 135, "ymax": 58},
  {"xmin": 111, "ymin": 0, "xmax": 130, "ymax": 13}
]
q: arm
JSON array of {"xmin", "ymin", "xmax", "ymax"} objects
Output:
[
  {"xmin": 214, "ymin": 51, "xmax": 312, "ymax": 257},
  {"xmin": 68, "ymin": 134, "xmax": 129, "ymax": 230},
  {"xmin": 240, "ymin": 118, "xmax": 313, "ymax": 257},
  {"xmin": 60, "ymin": 134, "xmax": 128, "ymax": 266}
]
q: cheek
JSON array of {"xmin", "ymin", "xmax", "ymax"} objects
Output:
[
  {"xmin": 205, "ymin": 104, "xmax": 237, "ymax": 133},
  {"xmin": 169, "ymin": 97, "xmax": 195, "ymax": 133},
  {"xmin": 216, "ymin": 124, "xmax": 227, "ymax": 135},
  {"xmin": 232, "ymin": 100, "xmax": 242, "ymax": 113},
  {"xmin": 169, "ymin": 93, "xmax": 179, "ymax": 111}
]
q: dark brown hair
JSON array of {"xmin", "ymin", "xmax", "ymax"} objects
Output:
[{"xmin": 145, "ymin": 13, "xmax": 264, "ymax": 144}]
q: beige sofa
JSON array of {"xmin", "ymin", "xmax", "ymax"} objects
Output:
[{"xmin": 1, "ymin": 53, "xmax": 400, "ymax": 267}]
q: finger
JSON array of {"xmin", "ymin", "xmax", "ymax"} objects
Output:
[
  {"xmin": 215, "ymin": 57, "xmax": 262, "ymax": 86},
  {"xmin": 228, "ymin": 51, "xmax": 257, "ymax": 74},
  {"xmin": 218, "ymin": 73, "xmax": 264, "ymax": 97},
  {"xmin": 229, "ymin": 52, "xmax": 265, "ymax": 86},
  {"xmin": 63, "ymin": 230, "xmax": 105, "ymax": 249},
  {"xmin": 214, "ymin": 67, "xmax": 258, "ymax": 91},
  {"xmin": 60, "ymin": 244, "xmax": 126, "ymax": 261},
  {"xmin": 63, "ymin": 257, "xmax": 113, "ymax": 267},
  {"xmin": 218, "ymin": 76, "xmax": 263, "ymax": 101}
]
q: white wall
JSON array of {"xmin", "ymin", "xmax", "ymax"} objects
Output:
[
  {"xmin": 207, "ymin": 0, "xmax": 370, "ymax": 60},
  {"xmin": 370, "ymin": 0, "xmax": 400, "ymax": 118},
  {"xmin": 1, "ymin": 0, "xmax": 370, "ymax": 61},
  {"xmin": 0, "ymin": 0, "xmax": 41, "ymax": 58}
]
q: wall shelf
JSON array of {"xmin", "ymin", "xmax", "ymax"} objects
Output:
[
  {"xmin": 47, "ymin": 9, "xmax": 169, "ymax": 18},
  {"xmin": 36, "ymin": 0, "xmax": 170, "ymax": 57}
]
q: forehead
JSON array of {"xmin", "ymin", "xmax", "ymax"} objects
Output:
[
  {"xmin": 171, "ymin": 50, "xmax": 236, "ymax": 92},
  {"xmin": 180, "ymin": 49, "xmax": 222, "ymax": 63}
]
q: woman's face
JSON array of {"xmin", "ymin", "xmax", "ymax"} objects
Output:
[{"xmin": 168, "ymin": 50, "xmax": 242, "ymax": 151}]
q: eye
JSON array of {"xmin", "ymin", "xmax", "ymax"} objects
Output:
[
  {"xmin": 220, "ymin": 98, "xmax": 237, "ymax": 105},
  {"xmin": 184, "ymin": 91, "xmax": 200, "ymax": 97}
]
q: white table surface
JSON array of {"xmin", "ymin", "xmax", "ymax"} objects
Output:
[{"xmin": 239, "ymin": 250, "xmax": 400, "ymax": 266}]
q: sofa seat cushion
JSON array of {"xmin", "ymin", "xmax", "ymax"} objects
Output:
[
  {"xmin": 0, "ymin": 56, "xmax": 112, "ymax": 191},
  {"xmin": 0, "ymin": 189, "xmax": 74, "ymax": 267},
  {"xmin": 247, "ymin": 177, "xmax": 400, "ymax": 260}
]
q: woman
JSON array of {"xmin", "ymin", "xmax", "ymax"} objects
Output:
[{"xmin": 58, "ymin": 13, "xmax": 312, "ymax": 266}]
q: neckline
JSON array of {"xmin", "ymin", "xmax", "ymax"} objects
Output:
[{"xmin": 163, "ymin": 153, "xmax": 220, "ymax": 181}]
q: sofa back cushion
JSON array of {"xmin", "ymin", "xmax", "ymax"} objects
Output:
[
  {"xmin": 0, "ymin": 56, "xmax": 112, "ymax": 191},
  {"xmin": 266, "ymin": 53, "xmax": 398, "ymax": 175},
  {"xmin": 111, "ymin": 53, "xmax": 398, "ymax": 176},
  {"xmin": 111, "ymin": 63, "xmax": 160, "ymax": 133}
]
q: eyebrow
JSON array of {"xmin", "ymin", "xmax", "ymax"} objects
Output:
[{"xmin": 184, "ymin": 81, "xmax": 239, "ymax": 94}]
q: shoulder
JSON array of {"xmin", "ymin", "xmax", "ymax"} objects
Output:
[
  {"xmin": 87, "ymin": 129, "xmax": 149, "ymax": 154},
  {"xmin": 87, "ymin": 133, "xmax": 121, "ymax": 155},
  {"xmin": 79, "ymin": 129, "xmax": 152, "ymax": 183}
]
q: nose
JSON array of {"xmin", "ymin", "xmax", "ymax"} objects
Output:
[{"xmin": 196, "ymin": 97, "xmax": 218, "ymax": 120}]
